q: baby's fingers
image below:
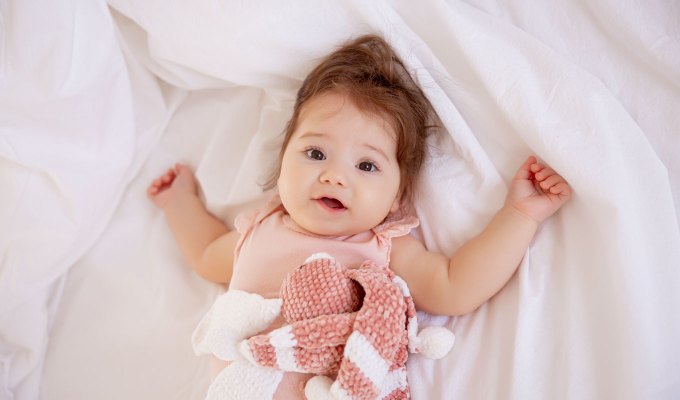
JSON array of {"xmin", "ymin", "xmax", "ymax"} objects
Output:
[
  {"xmin": 148, "ymin": 168, "xmax": 177, "ymax": 194},
  {"xmin": 539, "ymin": 174, "xmax": 563, "ymax": 191},
  {"xmin": 532, "ymin": 164, "xmax": 556, "ymax": 180},
  {"xmin": 149, "ymin": 177, "xmax": 162, "ymax": 189},
  {"xmin": 147, "ymin": 182, "xmax": 160, "ymax": 195},
  {"xmin": 161, "ymin": 168, "xmax": 176, "ymax": 183},
  {"xmin": 549, "ymin": 182, "xmax": 572, "ymax": 196},
  {"xmin": 513, "ymin": 155, "xmax": 538, "ymax": 181}
]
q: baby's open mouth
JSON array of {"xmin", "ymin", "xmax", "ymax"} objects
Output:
[{"xmin": 319, "ymin": 197, "xmax": 346, "ymax": 210}]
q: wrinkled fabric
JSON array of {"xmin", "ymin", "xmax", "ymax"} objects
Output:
[{"xmin": 2, "ymin": 0, "xmax": 678, "ymax": 399}]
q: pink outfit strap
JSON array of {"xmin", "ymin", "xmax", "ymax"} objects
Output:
[{"xmin": 234, "ymin": 194, "xmax": 283, "ymax": 235}]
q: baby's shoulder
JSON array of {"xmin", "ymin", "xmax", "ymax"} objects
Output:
[
  {"xmin": 389, "ymin": 234, "xmax": 447, "ymax": 274},
  {"xmin": 233, "ymin": 191, "xmax": 280, "ymax": 233},
  {"xmin": 390, "ymin": 234, "xmax": 426, "ymax": 258}
]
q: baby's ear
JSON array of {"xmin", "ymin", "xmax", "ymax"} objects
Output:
[
  {"xmin": 390, "ymin": 196, "xmax": 401, "ymax": 213},
  {"xmin": 390, "ymin": 187, "xmax": 409, "ymax": 214}
]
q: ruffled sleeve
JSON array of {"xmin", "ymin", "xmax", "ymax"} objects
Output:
[{"xmin": 372, "ymin": 207, "xmax": 420, "ymax": 246}]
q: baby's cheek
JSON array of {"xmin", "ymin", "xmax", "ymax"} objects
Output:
[{"xmin": 361, "ymin": 190, "xmax": 393, "ymax": 222}]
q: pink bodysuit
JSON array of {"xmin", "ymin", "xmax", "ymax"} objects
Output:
[{"xmin": 225, "ymin": 193, "xmax": 419, "ymax": 399}]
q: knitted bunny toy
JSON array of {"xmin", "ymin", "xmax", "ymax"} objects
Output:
[{"xmin": 192, "ymin": 253, "xmax": 455, "ymax": 400}]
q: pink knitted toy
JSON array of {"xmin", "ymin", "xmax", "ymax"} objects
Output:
[
  {"xmin": 192, "ymin": 253, "xmax": 455, "ymax": 400},
  {"xmin": 239, "ymin": 253, "xmax": 456, "ymax": 399}
]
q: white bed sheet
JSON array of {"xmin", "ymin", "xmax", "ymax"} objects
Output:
[{"xmin": 1, "ymin": 0, "xmax": 679, "ymax": 399}]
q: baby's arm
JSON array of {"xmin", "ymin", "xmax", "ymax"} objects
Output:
[
  {"xmin": 390, "ymin": 156, "xmax": 571, "ymax": 316},
  {"xmin": 147, "ymin": 163, "xmax": 239, "ymax": 283}
]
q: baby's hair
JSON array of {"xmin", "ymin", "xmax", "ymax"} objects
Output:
[{"xmin": 264, "ymin": 34, "xmax": 439, "ymax": 206}]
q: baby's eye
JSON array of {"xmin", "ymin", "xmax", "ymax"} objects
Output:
[
  {"xmin": 357, "ymin": 161, "xmax": 378, "ymax": 172},
  {"xmin": 305, "ymin": 148, "xmax": 325, "ymax": 161}
]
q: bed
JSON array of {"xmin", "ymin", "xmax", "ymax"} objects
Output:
[{"xmin": 1, "ymin": 0, "xmax": 679, "ymax": 399}]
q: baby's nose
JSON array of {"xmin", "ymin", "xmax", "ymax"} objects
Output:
[{"xmin": 319, "ymin": 166, "xmax": 347, "ymax": 186}]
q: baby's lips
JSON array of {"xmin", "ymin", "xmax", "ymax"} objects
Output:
[{"xmin": 320, "ymin": 197, "xmax": 346, "ymax": 209}]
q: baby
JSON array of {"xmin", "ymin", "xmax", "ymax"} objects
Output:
[{"xmin": 148, "ymin": 35, "xmax": 571, "ymax": 399}]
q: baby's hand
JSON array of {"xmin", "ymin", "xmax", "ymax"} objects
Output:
[
  {"xmin": 505, "ymin": 156, "xmax": 572, "ymax": 224},
  {"xmin": 147, "ymin": 163, "xmax": 198, "ymax": 209}
]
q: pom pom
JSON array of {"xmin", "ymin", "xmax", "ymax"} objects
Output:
[
  {"xmin": 415, "ymin": 326, "xmax": 455, "ymax": 359},
  {"xmin": 304, "ymin": 375, "xmax": 333, "ymax": 400}
]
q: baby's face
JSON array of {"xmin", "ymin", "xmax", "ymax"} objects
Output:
[{"xmin": 278, "ymin": 92, "xmax": 401, "ymax": 237}]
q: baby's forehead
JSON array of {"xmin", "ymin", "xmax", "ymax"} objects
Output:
[
  {"xmin": 297, "ymin": 92, "xmax": 398, "ymax": 142},
  {"xmin": 298, "ymin": 91, "xmax": 357, "ymax": 119}
]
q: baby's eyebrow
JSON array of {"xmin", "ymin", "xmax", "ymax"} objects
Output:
[
  {"xmin": 298, "ymin": 131, "xmax": 326, "ymax": 139},
  {"xmin": 363, "ymin": 143, "xmax": 391, "ymax": 163}
]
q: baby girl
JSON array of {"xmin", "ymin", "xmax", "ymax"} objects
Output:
[{"xmin": 148, "ymin": 34, "xmax": 571, "ymax": 399}]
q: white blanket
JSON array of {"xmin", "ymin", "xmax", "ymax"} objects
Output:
[{"xmin": 1, "ymin": 0, "xmax": 679, "ymax": 399}]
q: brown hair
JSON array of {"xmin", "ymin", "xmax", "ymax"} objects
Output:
[{"xmin": 263, "ymin": 34, "xmax": 439, "ymax": 206}]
